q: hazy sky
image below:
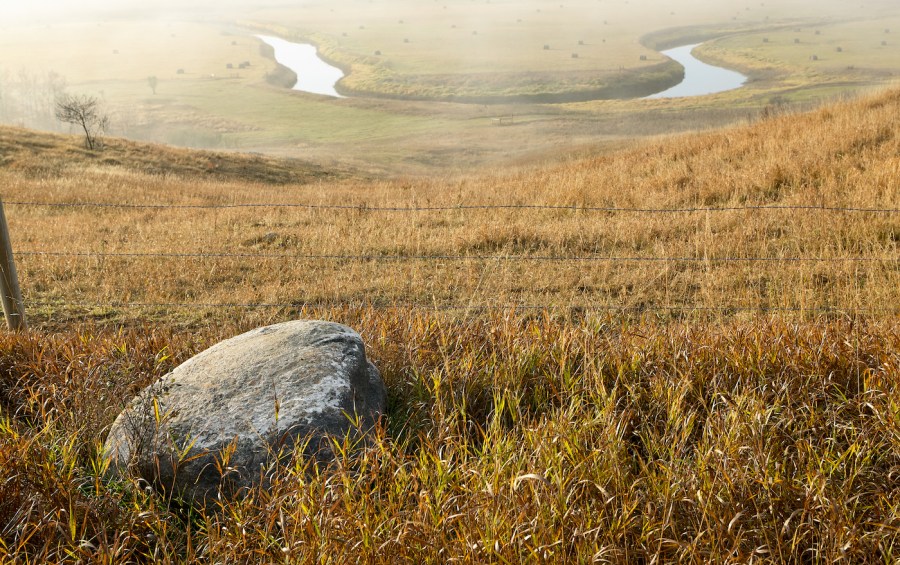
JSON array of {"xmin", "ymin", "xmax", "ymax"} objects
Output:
[{"xmin": 2, "ymin": 0, "xmax": 220, "ymax": 24}]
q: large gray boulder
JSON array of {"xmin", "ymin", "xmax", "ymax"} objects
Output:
[{"xmin": 103, "ymin": 320, "xmax": 385, "ymax": 503}]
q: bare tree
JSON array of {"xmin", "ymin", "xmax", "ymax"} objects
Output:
[{"xmin": 54, "ymin": 93, "xmax": 108, "ymax": 150}]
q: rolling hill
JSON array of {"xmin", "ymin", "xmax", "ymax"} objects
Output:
[{"xmin": 0, "ymin": 88, "xmax": 897, "ymax": 563}]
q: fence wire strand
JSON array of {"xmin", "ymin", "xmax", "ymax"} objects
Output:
[
  {"xmin": 11, "ymin": 198, "xmax": 899, "ymax": 319},
  {"xmin": 28, "ymin": 299, "xmax": 898, "ymax": 317},
  {"xmin": 6, "ymin": 200, "xmax": 900, "ymax": 214},
  {"xmin": 15, "ymin": 250, "xmax": 899, "ymax": 263}
]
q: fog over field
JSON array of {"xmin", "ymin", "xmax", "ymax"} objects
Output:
[{"xmin": 3, "ymin": 0, "xmax": 900, "ymax": 171}]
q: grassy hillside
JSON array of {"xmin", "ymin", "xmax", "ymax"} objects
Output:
[
  {"xmin": 1, "ymin": 89, "xmax": 897, "ymax": 322},
  {"xmin": 0, "ymin": 127, "xmax": 347, "ymax": 185},
  {"xmin": 0, "ymin": 89, "xmax": 898, "ymax": 562}
]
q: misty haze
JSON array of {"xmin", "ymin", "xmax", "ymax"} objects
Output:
[{"xmin": 3, "ymin": 0, "xmax": 900, "ymax": 169}]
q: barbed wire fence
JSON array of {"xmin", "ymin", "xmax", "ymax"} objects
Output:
[
  {"xmin": 6, "ymin": 199, "xmax": 900, "ymax": 319},
  {"xmin": 6, "ymin": 200, "xmax": 900, "ymax": 214}
]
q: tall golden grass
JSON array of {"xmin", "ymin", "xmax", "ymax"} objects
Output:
[
  {"xmin": 1, "ymin": 90, "xmax": 897, "ymax": 321},
  {"xmin": 1, "ymin": 313, "xmax": 899, "ymax": 562},
  {"xmin": 0, "ymin": 89, "xmax": 898, "ymax": 562}
]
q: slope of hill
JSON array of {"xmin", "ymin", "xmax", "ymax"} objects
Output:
[
  {"xmin": 0, "ymin": 88, "xmax": 896, "ymax": 321},
  {"xmin": 0, "ymin": 89, "xmax": 898, "ymax": 563},
  {"xmin": 0, "ymin": 126, "xmax": 346, "ymax": 185}
]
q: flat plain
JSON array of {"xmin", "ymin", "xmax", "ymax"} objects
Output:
[{"xmin": 3, "ymin": 0, "xmax": 900, "ymax": 171}]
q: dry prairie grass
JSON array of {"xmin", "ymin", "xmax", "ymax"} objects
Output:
[
  {"xmin": 0, "ymin": 89, "xmax": 898, "ymax": 321},
  {"xmin": 0, "ymin": 89, "xmax": 898, "ymax": 563},
  {"xmin": 1, "ymin": 314, "xmax": 899, "ymax": 562}
]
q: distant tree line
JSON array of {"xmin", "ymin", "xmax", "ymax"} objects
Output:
[
  {"xmin": 0, "ymin": 68, "xmax": 68, "ymax": 131},
  {"xmin": 0, "ymin": 67, "xmax": 110, "ymax": 150}
]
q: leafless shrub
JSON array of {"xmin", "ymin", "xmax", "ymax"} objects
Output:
[{"xmin": 54, "ymin": 93, "xmax": 109, "ymax": 150}]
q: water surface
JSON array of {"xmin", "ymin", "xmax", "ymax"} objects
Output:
[
  {"xmin": 257, "ymin": 35, "xmax": 745, "ymax": 102},
  {"xmin": 256, "ymin": 34, "xmax": 345, "ymax": 98},
  {"xmin": 645, "ymin": 43, "xmax": 746, "ymax": 99}
]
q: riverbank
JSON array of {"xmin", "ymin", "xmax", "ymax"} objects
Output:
[
  {"xmin": 258, "ymin": 40, "xmax": 299, "ymax": 89},
  {"xmin": 246, "ymin": 22, "xmax": 686, "ymax": 104},
  {"xmin": 253, "ymin": 25, "xmax": 761, "ymax": 104},
  {"xmin": 333, "ymin": 61, "xmax": 685, "ymax": 104}
]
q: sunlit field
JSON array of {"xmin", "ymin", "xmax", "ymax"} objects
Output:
[
  {"xmin": 2, "ymin": 90, "xmax": 898, "ymax": 319},
  {"xmin": 0, "ymin": 87, "xmax": 898, "ymax": 561}
]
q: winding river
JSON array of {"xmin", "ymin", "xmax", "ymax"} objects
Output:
[
  {"xmin": 256, "ymin": 34, "xmax": 345, "ymax": 98},
  {"xmin": 645, "ymin": 43, "xmax": 747, "ymax": 99},
  {"xmin": 256, "ymin": 35, "xmax": 747, "ymax": 101}
]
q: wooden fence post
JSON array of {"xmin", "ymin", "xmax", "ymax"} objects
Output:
[{"xmin": 0, "ymin": 198, "xmax": 26, "ymax": 331}]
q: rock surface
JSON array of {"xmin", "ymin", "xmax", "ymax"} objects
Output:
[{"xmin": 103, "ymin": 320, "xmax": 385, "ymax": 502}]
